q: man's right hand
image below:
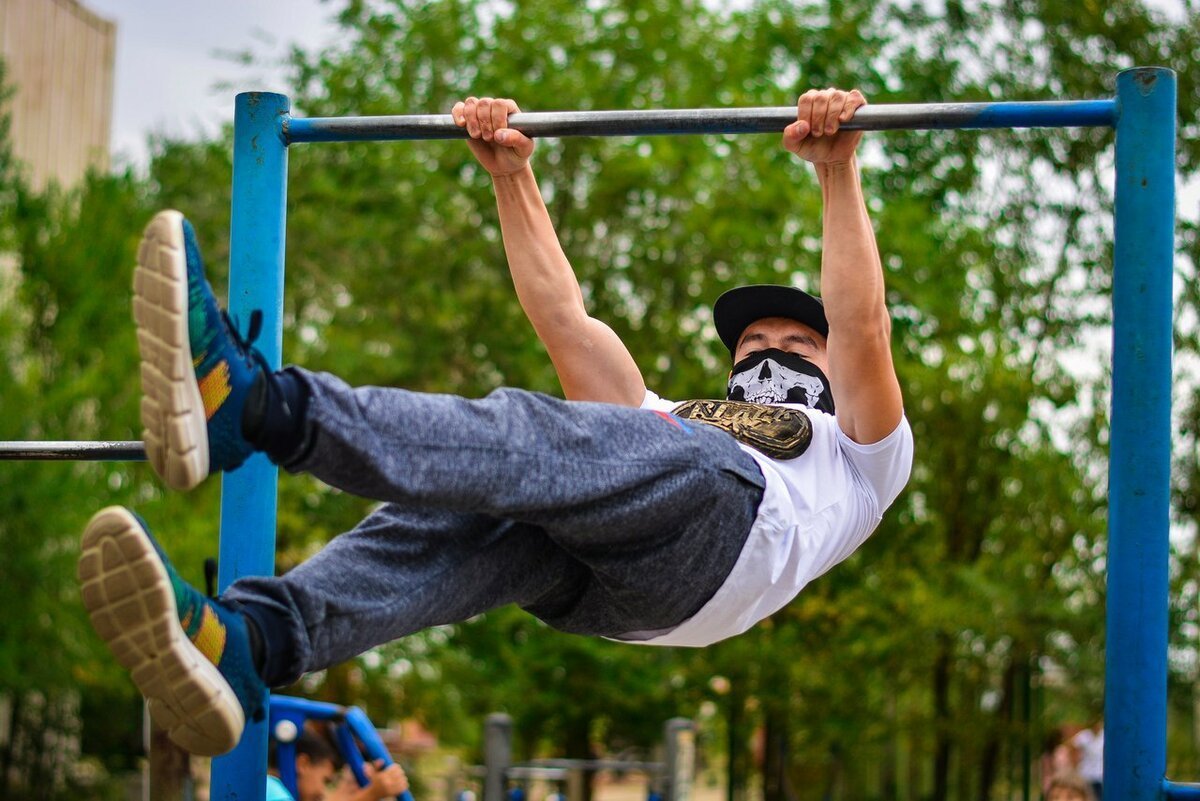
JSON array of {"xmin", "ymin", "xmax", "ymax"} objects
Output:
[
  {"xmin": 452, "ymin": 97, "xmax": 535, "ymax": 177},
  {"xmin": 782, "ymin": 88, "xmax": 867, "ymax": 166}
]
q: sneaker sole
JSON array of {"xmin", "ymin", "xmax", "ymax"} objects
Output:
[
  {"xmin": 78, "ymin": 506, "xmax": 244, "ymax": 756},
  {"xmin": 134, "ymin": 210, "xmax": 209, "ymax": 491}
]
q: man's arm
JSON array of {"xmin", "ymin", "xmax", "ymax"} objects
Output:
[
  {"xmin": 454, "ymin": 97, "xmax": 646, "ymax": 406},
  {"xmin": 783, "ymin": 89, "xmax": 904, "ymax": 444}
]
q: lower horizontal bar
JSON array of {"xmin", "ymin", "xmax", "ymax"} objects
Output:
[
  {"xmin": 522, "ymin": 758, "xmax": 663, "ymax": 772},
  {"xmin": 1165, "ymin": 781, "xmax": 1200, "ymax": 800},
  {"xmin": 0, "ymin": 441, "xmax": 147, "ymax": 461},
  {"xmin": 505, "ymin": 767, "xmax": 570, "ymax": 781},
  {"xmin": 285, "ymin": 99, "xmax": 1116, "ymax": 144}
]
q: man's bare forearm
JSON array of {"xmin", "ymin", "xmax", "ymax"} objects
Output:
[
  {"xmin": 492, "ymin": 164, "xmax": 587, "ymax": 334},
  {"xmin": 815, "ymin": 156, "xmax": 888, "ymax": 335},
  {"xmin": 491, "ymin": 164, "xmax": 645, "ymax": 404},
  {"xmin": 813, "ymin": 154, "xmax": 903, "ymax": 443}
]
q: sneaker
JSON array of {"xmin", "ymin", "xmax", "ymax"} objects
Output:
[
  {"xmin": 77, "ymin": 506, "xmax": 266, "ymax": 756},
  {"xmin": 134, "ymin": 210, "xmax": 264, "ymax": 491}
]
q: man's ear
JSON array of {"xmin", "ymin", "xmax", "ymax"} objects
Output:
[{"xmin": 296, "ymin": 753, "xmax": 312, "ymax": 772}]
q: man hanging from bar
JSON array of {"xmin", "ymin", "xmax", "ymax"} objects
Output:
[{"xmin": 78, "ymin": 88, "xmax": 912, "ymax": 756}]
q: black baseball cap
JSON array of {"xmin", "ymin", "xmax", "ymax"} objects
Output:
[{"xmin": 713, "ymin": 284, "xmax": 829, "ymax": 356}]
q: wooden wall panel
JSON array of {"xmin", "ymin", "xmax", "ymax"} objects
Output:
[{"xmin": 0, "ymin": 0, "xmax": 115, "ymax": 189}]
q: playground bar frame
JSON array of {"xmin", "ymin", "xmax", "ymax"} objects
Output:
[
  {"xmin": 0, "ymin": 69, "xmax": 1173, "ymax": 800},
  {"xmin": 214, "ymin": 68, "xmax": 1176, "ymax": 800}
]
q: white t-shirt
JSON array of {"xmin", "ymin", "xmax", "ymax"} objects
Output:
[{"xmin": 625, "ymin": 390, "xmax": 914, "ymax": 647}]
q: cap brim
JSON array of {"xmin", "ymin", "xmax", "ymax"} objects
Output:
[{"xmin": 713, "ymin": 284, "xmax": 828, "ymax": 355}]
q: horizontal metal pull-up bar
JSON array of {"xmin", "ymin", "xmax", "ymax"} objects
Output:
[
  {"xmin": 0, "ymin": 441, "xmax": 146, "ymax": 461},
  {"xmin": 284, "ymin": 99, "xmax": 1116, "ymax": 144}
]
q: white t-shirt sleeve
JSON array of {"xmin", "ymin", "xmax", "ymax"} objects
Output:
[
  {"xmin": 640, "ymin": 389, "xmax": 678, "ymax": 413},
  {"xmin": 835, "ymin": 416, "xmax": 914, "ymax": 514}
]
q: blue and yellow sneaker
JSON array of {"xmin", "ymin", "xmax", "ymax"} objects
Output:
[
  {"xmin": 134, "ymin": 210, "xmax": 264, "ymax": 490},
  {"xmin": 77, "ymin": 506, "xmax": 266, "ymax": 756}
]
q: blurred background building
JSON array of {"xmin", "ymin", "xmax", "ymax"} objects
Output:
[{"xmin": 0, "ymin": 0, "xmax": 115, "ymax": 189}]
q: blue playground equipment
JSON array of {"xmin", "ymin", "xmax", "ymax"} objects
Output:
[
  {"xmin": 269, "ymin": 694, "xmax": 415, "ymax": 801},
  {"xmin": 0, "ymin": 66, "xmax": 1182, "ymax": 800}
]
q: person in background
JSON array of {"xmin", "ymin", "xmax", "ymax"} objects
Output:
[
  {"xmin": 1045, "ymin": 771, "xmax": 1097, "ymax": 801},
  {"xmin": 1039, "ymin": 725, "xmax": 1077, "ymax": 797},
  {"xmin": 267, "ymin": 730, "xmax": 338, "ymax": 801},
  {"xmin": 268, "ymin": 729, "xmax": 408, "ymax": 801},
  {"xmin": 1070, "ymin": 719, "xmax": 1104, "ymax": 800}
]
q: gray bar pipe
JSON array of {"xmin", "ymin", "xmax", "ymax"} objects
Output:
[
  {"xmin": 285, "ymin": 99, "xmax": 1116, "ymax": 144},
  {"xmin": 0, "ymin": 441, "xmax": 147, "ymax": 461}
]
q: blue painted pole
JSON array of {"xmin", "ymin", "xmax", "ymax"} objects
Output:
[
  {"xmin": 211, "ymin": 91, "xmax": 291, "ymax": 801},
  {"xmin": 1107, "ymin": 67, "xmax": 1176, "ymax": 801}
]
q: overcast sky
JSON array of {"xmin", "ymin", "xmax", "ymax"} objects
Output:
[
  {"xmin": 81, "ymin": 0, "xmax": 1194, "ymax": 222},
  {"xmin": 85, "ymin": 0, "xmax": 340, "ymax": 169}
]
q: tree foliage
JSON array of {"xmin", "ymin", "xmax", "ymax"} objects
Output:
[{"xmin": 2, "ymin": 0, "xmax": 1197, "ymax": 797}]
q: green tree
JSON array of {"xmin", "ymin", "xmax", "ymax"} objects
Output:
[{"xmin": 5, "ymin": 0, "xmax": 1196, "ymax": 796}]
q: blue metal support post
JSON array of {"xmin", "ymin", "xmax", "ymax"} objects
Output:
[
  {"xmin": 1107, "ymin": 66, "xmax": 1176, "ymax": 801},
  {"xmin": 211, "ymin": 91, "xmax": 291, "ymax": 801}
]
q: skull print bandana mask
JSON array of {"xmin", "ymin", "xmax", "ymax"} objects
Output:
[{"xmin": 726, "ymin": 348, "xmax": 835, "ymax": 414}]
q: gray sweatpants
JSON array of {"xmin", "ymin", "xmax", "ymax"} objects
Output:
[{"xmin": 225, "ymin": 369, "xmax": 765, "ymax": 686}]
